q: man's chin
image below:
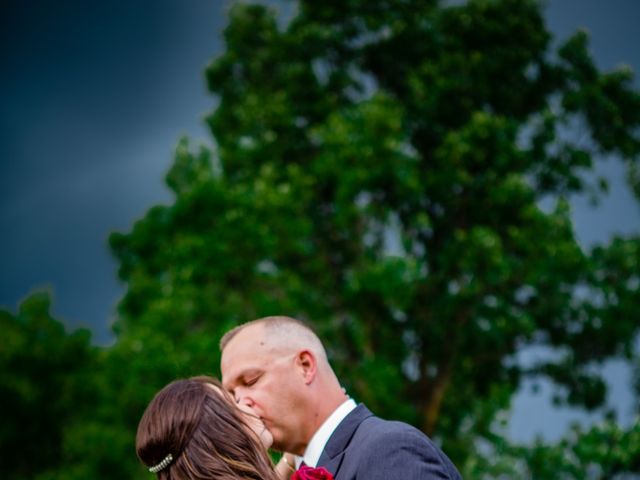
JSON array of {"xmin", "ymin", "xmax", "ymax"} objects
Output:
[{"xmin": 271, "ymin": 440, "xmax": 286, "ymax": 451}]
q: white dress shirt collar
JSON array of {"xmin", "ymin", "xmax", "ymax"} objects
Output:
[{"xmin": 296, "ymin": 398, "xmax": 357, "ymax": 468}]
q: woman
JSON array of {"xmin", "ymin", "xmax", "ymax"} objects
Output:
[{"xmin": 136, "ymin": 375, "xmax": 297, "ymax": 479}]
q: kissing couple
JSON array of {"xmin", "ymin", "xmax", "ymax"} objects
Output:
[{"xmin": 136, "ymin": 316, "xmax": 462, "ymax": 479}]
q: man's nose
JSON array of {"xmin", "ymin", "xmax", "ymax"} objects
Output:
[{"xmin": 234, "ymin": 389, "xmax": 254, "ymax": 407}]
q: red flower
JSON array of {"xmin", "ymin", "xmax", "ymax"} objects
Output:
[{"xmin": 291, "ymin": 465, "xmax": 334, "ymax": 480}]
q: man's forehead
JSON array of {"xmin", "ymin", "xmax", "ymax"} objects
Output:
[
  {"xmin": 225, "ymin": 324, "xmax": 269, "ymax": 355},
  {"xmin": 222, "ymin": 325, "xmax": 272, "ymax": 372}
]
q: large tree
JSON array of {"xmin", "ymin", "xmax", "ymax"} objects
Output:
[{"xmin": 109, "ymin": 0, "xmax": 640, "ymax": 474}]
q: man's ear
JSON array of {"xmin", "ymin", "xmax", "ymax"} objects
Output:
[{"xmin": 295, "ymin": 350, "xmax": 317, "ymax": 385}]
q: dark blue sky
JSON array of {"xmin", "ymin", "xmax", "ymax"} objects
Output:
[
  {"xmin": 1, "ymin": 0, "xmax": 639, "ymax": 442},
  {"xmin": 1, "ymin": 0, "xmax": 225, "ymax": 341}
]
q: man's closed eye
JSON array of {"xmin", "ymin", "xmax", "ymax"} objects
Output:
[{"xmin": 245, "ymin": 376, "xmax": 259, "ymax": 386}]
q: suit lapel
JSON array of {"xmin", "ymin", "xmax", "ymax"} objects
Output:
[
  {"xmin": 318, "ymin": 451, "xmax": 346, "ymax": 477},
  {"xmin": 317, "ymin": 404, "xmax": 373, "ymax": 477}
]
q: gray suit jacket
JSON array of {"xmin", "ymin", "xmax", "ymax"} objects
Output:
[{"xmin": 317, "ymin": 404, "xmax": 462, "ymax": 479}]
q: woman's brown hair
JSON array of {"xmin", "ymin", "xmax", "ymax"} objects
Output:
[{"xmin": 136, "ymin": 376, "xmax": 279, "ymax": 480}]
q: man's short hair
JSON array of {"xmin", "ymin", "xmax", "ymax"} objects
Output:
[{"xmin": 219, "ymin": 316, "xmax": 326, "ymax": 360}]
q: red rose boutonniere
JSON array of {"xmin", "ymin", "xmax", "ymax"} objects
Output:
[{"xmin": 291, "ymin": 465, "xmax": 334, "ymax": 480}]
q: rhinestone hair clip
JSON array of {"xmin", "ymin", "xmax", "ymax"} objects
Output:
[{"xmin": 149, "ymin": 453, "xmax": 173, "ymax": 473}]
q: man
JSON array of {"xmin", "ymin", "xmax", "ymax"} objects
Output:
[{"xmin": 220, "ymin": 316, "xmax": 462, "ymax": 479}]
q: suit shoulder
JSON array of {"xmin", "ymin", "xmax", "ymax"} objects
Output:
[
  {"xmin": 357, "ymin": 415, "xmax": 428, "ymax": 441},
  {"xmin": 352, "ymin": 415, "xmax": 443, "ymax": 457},
  {"xmin": 351, "ymin": 416, "xmax": 462, "ymax": 479}
]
